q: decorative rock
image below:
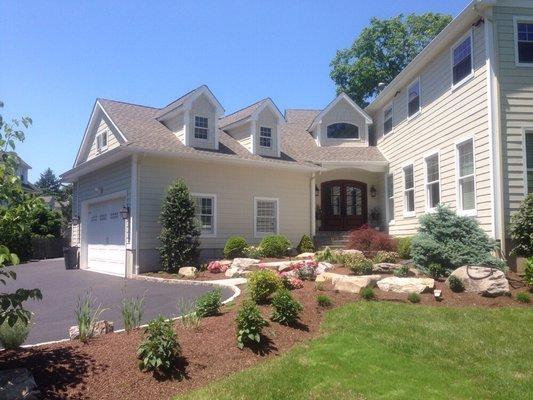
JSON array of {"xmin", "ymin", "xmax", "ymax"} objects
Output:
[
  {"xmin": 224, "ymin": 267, "xmax": 240, "ymax": 278},
  {"xmin": 0, "ymin": 368, "xmax": 40, "ymax": 400},
  {"xmin": 377, "ymin": 277, "xmax": 435, "ymax": 294},
  {"xmin": 69, "ymin": 320, "xmax": 113, "ymax": 340},
  {"xmin": 315, "ymin": 261, "xmax": 333, "ymax": 275},
  {"xmin": 372, "ymin": 263, "xmax": 402, "ymax": 273},
  {"xmin": 178, "ymin": 266, "xmax": 197, "ymax": 277},
  {"xmin": 434, "ymin": 289, "xmax": 443, "ymax": 301},
  {"xmin": 296, "ymin": 252, "xmax": 315, "ymax": 260},
  {"xmin": 339, "ymin": 249, "xmax": 364, "ymax": 256},
  {"xmin": 231, "ymin": 258, "xmax": 260, "ymax": 270},
  {"xmin": 333, "ymin": 275, "xmax": 376, "ymax": 294},
  {"xmin": 69, "ymin": 325, "xmax": 79, "ymax": 340},
  {"xmin": 277, "ymin": 262, "xmax": 295, "ymax": 272},
  {"xmin": 448, "ymin": 266, "xmax": 510, "ymax": 297},
  {"xmin": 315, "ymin": 272, "xmax": 342, "ymax": 283}
]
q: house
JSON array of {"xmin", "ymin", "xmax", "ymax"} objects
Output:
[
  {"xmin": 2, "ymin": 152, "xmax": 36, "ymax": 192},
  {"xmin": 61, "ymin": 0, "xmax": 533, "ymax": 277}
]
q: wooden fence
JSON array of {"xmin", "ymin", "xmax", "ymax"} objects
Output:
[{"xmin": 31, "ymin": 237, "xmax": 68, "ymax": 260}]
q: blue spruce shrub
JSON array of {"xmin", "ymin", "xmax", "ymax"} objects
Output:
[{"xmin": 411, "ymin": 205, "xmax": 506, "ymax": 275}]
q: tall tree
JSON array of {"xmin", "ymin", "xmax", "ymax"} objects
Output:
[
  {"xmin": 35, "ymin": 167, "xmax": 61, "ymax": 195},
  {"xmin": 330, "ymin": 13, "xmax": 452, "ymax": 107}
]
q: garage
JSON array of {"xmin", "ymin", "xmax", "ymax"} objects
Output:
[{"xmin": 85, "ymin": 196, "xmax": 126, "ymax": 276}]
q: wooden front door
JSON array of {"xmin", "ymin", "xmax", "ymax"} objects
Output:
[{"xmin": 321, "ymin": 180, "xmax": 367, "ymax": 231}]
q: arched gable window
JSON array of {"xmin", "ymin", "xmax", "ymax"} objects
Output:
[{"xmin": 326, "ymin": 123, "xmax": 359, "ymax": 139}]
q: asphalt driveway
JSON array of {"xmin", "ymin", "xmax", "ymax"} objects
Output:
[{"xmin": 3, "ymin": 258, "xmax": 234, "ymax": 345}]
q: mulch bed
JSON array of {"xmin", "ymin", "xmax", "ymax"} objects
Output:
[{"xmin": 1, "ymin": 275, "xmax": 530, "ymax": 399}]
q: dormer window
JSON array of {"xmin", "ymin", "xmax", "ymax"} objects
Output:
[
  {"xmin": 259, "ymin": 127, "xmax": 272, "ymax": 148},
  {"xmin": 326, "ymin": 123, "xmax": 359, "ymax": 139},
  {"xmin": 194, "ymin": 116, "xmax": 209, "ymax": 139},
  {"xmin": 96, "ymin": 131, "xmax": 108, "ymax": 152},
  {"xmin": 407, "ymin": 79, "xmax": 420, "ymax": 118}
]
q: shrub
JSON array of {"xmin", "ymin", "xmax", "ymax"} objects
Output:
[
  {"xmin": 296, "ymin": 263, "xmax": 317, "ymax": 281},
  {"xmin": 348, "ymin": 225, "xmax": 397, "ymax": 252},
  {"xmin": 316, "ymin": 294, "xmax": 332, "ymax": 307},
  {"xmin": 207, "ymin": 260, "xmax": 228, "ymax": 274},
  {"xmin": 411, "ymin": 205, "xmax": 506, "ymax": 275},
  {"xmin": 244, "ymin": 245, "xmax": 263, "ymax": 259},
  {"xmin": 158, "ymin": 180, "xmax": 200, "ymax": 271},
  {"xmin": 224, "ymin": 236, "xmax": 248, "ymax": 259},
  {"xmin": 283, "ymin": 277, "xmax": 304, "ymax": 290},
  {"xmin": 122, "ymin": 293, "xmax": 145, "ymax": 333},
  {"xmin": 296, "ymin": 234, "xmax": 315, "ymax": 253},
  {"xmin": 315, "ymin": 247, "xmax": 335, "ymax": 263},
  {"xmin": 397, "ymin": 237, "xmax": 413, "ymax": 259},
  {"xmin": 0, "ymin": 319, "xmax": 30, "ymax": 349},
  {"xmin": 195, "ymin": 288, "xmax": 222, "ymax": 317},
  {"xmin": 394, "ymin": 264, "xmax": 410, "ymax": 277},
  {"xmin": 344, "ymin": 253, "xmax": 373, "ymax": 275},
  {"xmin": 236, "ymin": 300, "xmax": 267, "ymax": 349},
  {"xmin": 373, "ymin": 251, "xmax": 399, "ymax": 264},
  {"xmin": 428, "ymin": 262, "xmax": 446, "ymax": 279},
  {"xmin": 248, "ymin": 269, "xmax": 283, "ymax": 303},
  {"xmin": 407, "ymin": 292, "xmax": 421, "ymax": 303},
  {"xmin": 360, "ymin": 287, "xmax": 375, "ymax": 300},
  {"xmin": 448, "ymin": 275, "xmax": 465, "ymax": 293},
  {"xmin": 524, "ymin": 257, "xmax": 533, "ymax": 287},
  {"xmin": 509, "ymin": 194, "xmax": 533, "ymax": 258},
  {"xmin": 515, "ymin": 292, "xmax": 530, "ymax": 303},
  {"xmin": 259, "ymin": 235, "xmax": 292, "ymax": 258},
  {"xmin": 271, "ymin": 288, "xmax": 303, "ymax": 326},
  {"xmin": 75, "ymin": 291, "xmax": 107, "ymax": 342},
  {"xmin": 138, "ymin": 316, "xmax": 179, "ymax": 373}
]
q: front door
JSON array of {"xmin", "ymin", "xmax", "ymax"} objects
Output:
[{"xmin": 321, "ymin": 180, "xmax": 367, "ymax": 231}]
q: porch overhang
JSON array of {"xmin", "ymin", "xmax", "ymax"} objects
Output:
[{"xmin": 318, "ymin": 160, "xmax": 389, "ymax": 173}]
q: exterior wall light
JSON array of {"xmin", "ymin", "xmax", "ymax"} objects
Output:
[
  {"xmin": 119, "ymin": 206, "xmax": 130, "ymax": 220},
  {"xmin": 72, "ymin": 215, "xmax": 80, "ymax": 226},
  {"xmin": 370, "ymin": 185, "xmax": 377, "ymax": 198},
  {"xmin": 315, "ymin": 185, "xmax": 320, "ymax": 196}
]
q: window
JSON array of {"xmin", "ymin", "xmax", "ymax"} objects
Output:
[
  {"xmin": 254, "ymin": 198, "xmax": 278, "ymax": 236},
  {"xmin": 384, "ymin": 104, "xmax": 393, "ymax": 135},
  {"xmin": 259, "ymin": 127, "xmax": 272, "ymax": 148},
  {"xmin": 326, "ymin": 123, "xmax": 359, "ymax": 139},
  {"xmin": 403, "ymin": 164, "xmax": 415, "ymax": 216},
  {"xmin": 516, "ymin": 20, "xmax": 533, "ymax": 64},
  {"xmin": 452, "ymin": 34, "xmax": 473, "ymax": 86},
  {"xmin": 96, "ymin": 131, "xmax": 108, "ymax": 152},
  {"xmin": 407, "ymin": 79, "xmax": 420, "ymax": 118},
  {"xmin": 526, "ymin": 131, "xmax": 533, "ymax": 194},
  {"xmin": 457, "ymin": 139, "xmax": 476, "ymax": 213},
  {"xmin": 425, "ymin": 153, "xmax": 440, "ymax": 210},
  {"xmin": 192, "ymin": 194, "xmax": 216, "ymax": 235},
  {"xmin": 194, "ymin": 116, "xmax": 209, "ymax": 139},
  {"xmin": 387, "ymin": 173, "xmax": 394, "ymax": 223}
]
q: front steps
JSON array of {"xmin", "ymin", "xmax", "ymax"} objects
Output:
[{"xmin": 314, "ymin": 231, "xmax": 351, "ymax": 250}]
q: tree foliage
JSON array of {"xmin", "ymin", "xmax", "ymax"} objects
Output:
[
  {"xmin": 509, "ymin": 194, "xmax": 533, "ymax": 258},
  {"xmin": 35, "ymin": 167, "xmax": 61, "ymax": 195},
  {"xmin": 158, "ymin": 180, "xmax": 200, "ymax": 271},
  {"xmin": 330, "ymin": 13, "xmax": 452, "ymax": 106}
]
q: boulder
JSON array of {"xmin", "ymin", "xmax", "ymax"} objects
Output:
[
  {"xmin": 448, "ymin": 266, "xmax": 510, "ymax": 297},
  {"xmin": 0, "ymin": 368, "xmax": 40, "ymax": 400},
  {"xmin": 69, "ymin": 320, "xmax": 114, "ymax": 340},
  {"xmin": 315, "ymin": 272, "xmax": 342, "ymax": 283},
  {"xmin": 332, "ymin": 275, "xmax": 380, "ymax": 294},
  {"xmin": 296, "ymin": 252, "xmax": 315, "ymax": 260},
  {"xmin": 277, "ymin": 262, "xmax": 295, "ymax": 272},
  {"xmin": 339, "ymin": 249, "xmax": 364, "ymax": 256},
  {"xmin": 377, "ymin": 277, "xmax": 435, "ymax": 294},
  {"xmin": 372, "ymin": 263, "xmax": 402, "ymax": 273},
  {"xmin": 224, "ymin": 267, "xmax": 240, "ymax": 278},
  {"xmin": 315, "ymin": 261, "xmax": 333, "ymax": 275},
  {"xmin": 178, "ymin": 266, "xmax": 197, "ymax": 278},
  {"xmin": 434, "ymin": 289, "xmax": 443, "ymax": 301},
  {"xmin": 231, "ymin": 258, "xmax": 260, "ymax": 270}
]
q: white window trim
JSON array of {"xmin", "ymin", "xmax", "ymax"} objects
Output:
[
  {"xmin": 253, "ymin": 197, "xmax": 279, "ymax": 238},
  {"xmin": 193, "ymin": 115, "xmax": 209, "ymax": 140},
  {"xmin": 96, "ymin": 130, "xmax": 108, "ymax": 153},
  {"xmin": 406, "ymin": 77, "xmax": 421, "ymax": 121},
  {"xmin": 403, "ymin": 162, "xmax": 416, "ymax": 218},
  {"xmin": 455, "ymin": 137, "xmax": 477, "ymax": 216},
  {"xmin": 423, "ymin": 150, "xmax": 441, "ymax": 213},
  {"xmin": 325, "ymin": 121, "xmax": 361, "ymax": 141},
  {"xmin": 383, "ymin": 102, "xmax": 394, "ymax": 136},
  {"xmin": 523, "ymin": 128, "xmax": 533, "ymax": 195},
  {"xmin": 259, "ymin": 126, "xmax": 273, "ymax": 149},
  {"xmin": 386, "ymin": 172, "xmax": 395, "ymax": 225},
  {"xmin": 513, "ymin": 16, "xmax": 533, "ymax": 67},
  {"xmin": 450, "ymin": 30, "xmax": 475, "ymax": 91},
  {"xmin": 192, "ymin": 193, "xmax": 217, "ymax": 238}
]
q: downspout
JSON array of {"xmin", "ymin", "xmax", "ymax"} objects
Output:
[
  {"xmin": 311, "ymin": 173, "xmax": 316, "ymax": 237},
  {"xmin": 476, "ymin": 1, "xmax": 506, "ymax": 254}
]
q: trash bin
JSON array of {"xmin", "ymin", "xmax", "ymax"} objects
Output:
[{"xmin": 64, "ymin": 246, "xmax": 79, "ymax": 270}]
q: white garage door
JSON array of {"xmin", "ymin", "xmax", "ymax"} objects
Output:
[{"xmin": 86, "ymin": 197, "xmax": 126, "ymax": 276}]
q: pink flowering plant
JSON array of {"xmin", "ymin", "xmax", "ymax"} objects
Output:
[{"xmin": 207, "ymin": 261, "xmax": 227, "ymax": 274}]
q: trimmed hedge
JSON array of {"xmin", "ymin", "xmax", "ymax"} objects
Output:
[{"xmin": 224, "ymin": 236, "xmax": 248, "ymax": 259}]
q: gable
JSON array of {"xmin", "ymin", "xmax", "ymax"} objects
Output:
[{"xmin": 77, "ymin": 111, "xmax": 124, "ymax": 165}]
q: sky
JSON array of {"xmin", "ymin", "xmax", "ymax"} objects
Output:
[{"xmin": 1, "ymin": 0, "xmax": 467, "ymax": 182}]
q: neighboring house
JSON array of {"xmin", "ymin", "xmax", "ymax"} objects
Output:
[
  {"xmin": 5, "ymin": 152, "xmax": 36, "ymax": 192},
  {"xmin": 61, "ymin": 0, "xmax": 533, "ymax": 277}
]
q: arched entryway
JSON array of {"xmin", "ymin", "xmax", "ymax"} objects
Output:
[{"xmin": 321, "ymin": 180, "xmax": 367, "ymax": 231}]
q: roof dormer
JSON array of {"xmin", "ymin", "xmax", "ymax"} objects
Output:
[
  {"xmin": 220, "ymin": 98, "xmax": 285, "ymax": 157},
  {"xmin": 308, "ymin": 92, "xmax": 372, "ymax": 147},
  {"xmin": 157, "ymin": 85, "xmax": 224, "ymax": 150}
]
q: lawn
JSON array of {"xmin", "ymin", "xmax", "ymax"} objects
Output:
[{"xmin": 176, "ymin": 302, "xmax": 532, "ymax": 400}]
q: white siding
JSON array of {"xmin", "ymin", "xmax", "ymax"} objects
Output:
[
  {"xmin": 86, "ymin": 118, "xmax": 121, "ymax": 161},
  {"xmin": 255, "ymin": 107, "xmax": 279, "ymax": 157},
  {"xmin": 226, "ymin": 122, "xmax": 253, "ymax": 152},
  {"xmin": 189, "ymin": 93, "xmax": 217, "ymax": 149},
  {"xmin": 317, "ymin": 97, "xmax": 368, "ymax": 147}
]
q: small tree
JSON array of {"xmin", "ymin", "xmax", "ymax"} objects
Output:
[
  {"xmin": 509, "ymin": 194, "xmax": 533, "ymax": 258},
  {"xmin": 158, "ymin": 180, "xmax": 200, "ymax": 271},
  {"xmin": 35, "ymin": 167, "xmax": 61, "ymax": 195}
]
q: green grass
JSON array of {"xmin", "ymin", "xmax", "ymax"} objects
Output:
[{"xmin": 176, "ymin": 302, "xmax": 533, "ymax": 400}]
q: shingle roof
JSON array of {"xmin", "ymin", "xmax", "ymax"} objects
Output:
[
  {"xmin": 155, "ymin": 87, "xmax": 199, "ymax": 118},
  {"xmin": 218, "ymin": 98, "xmax": 268, "ymax": 128}
]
